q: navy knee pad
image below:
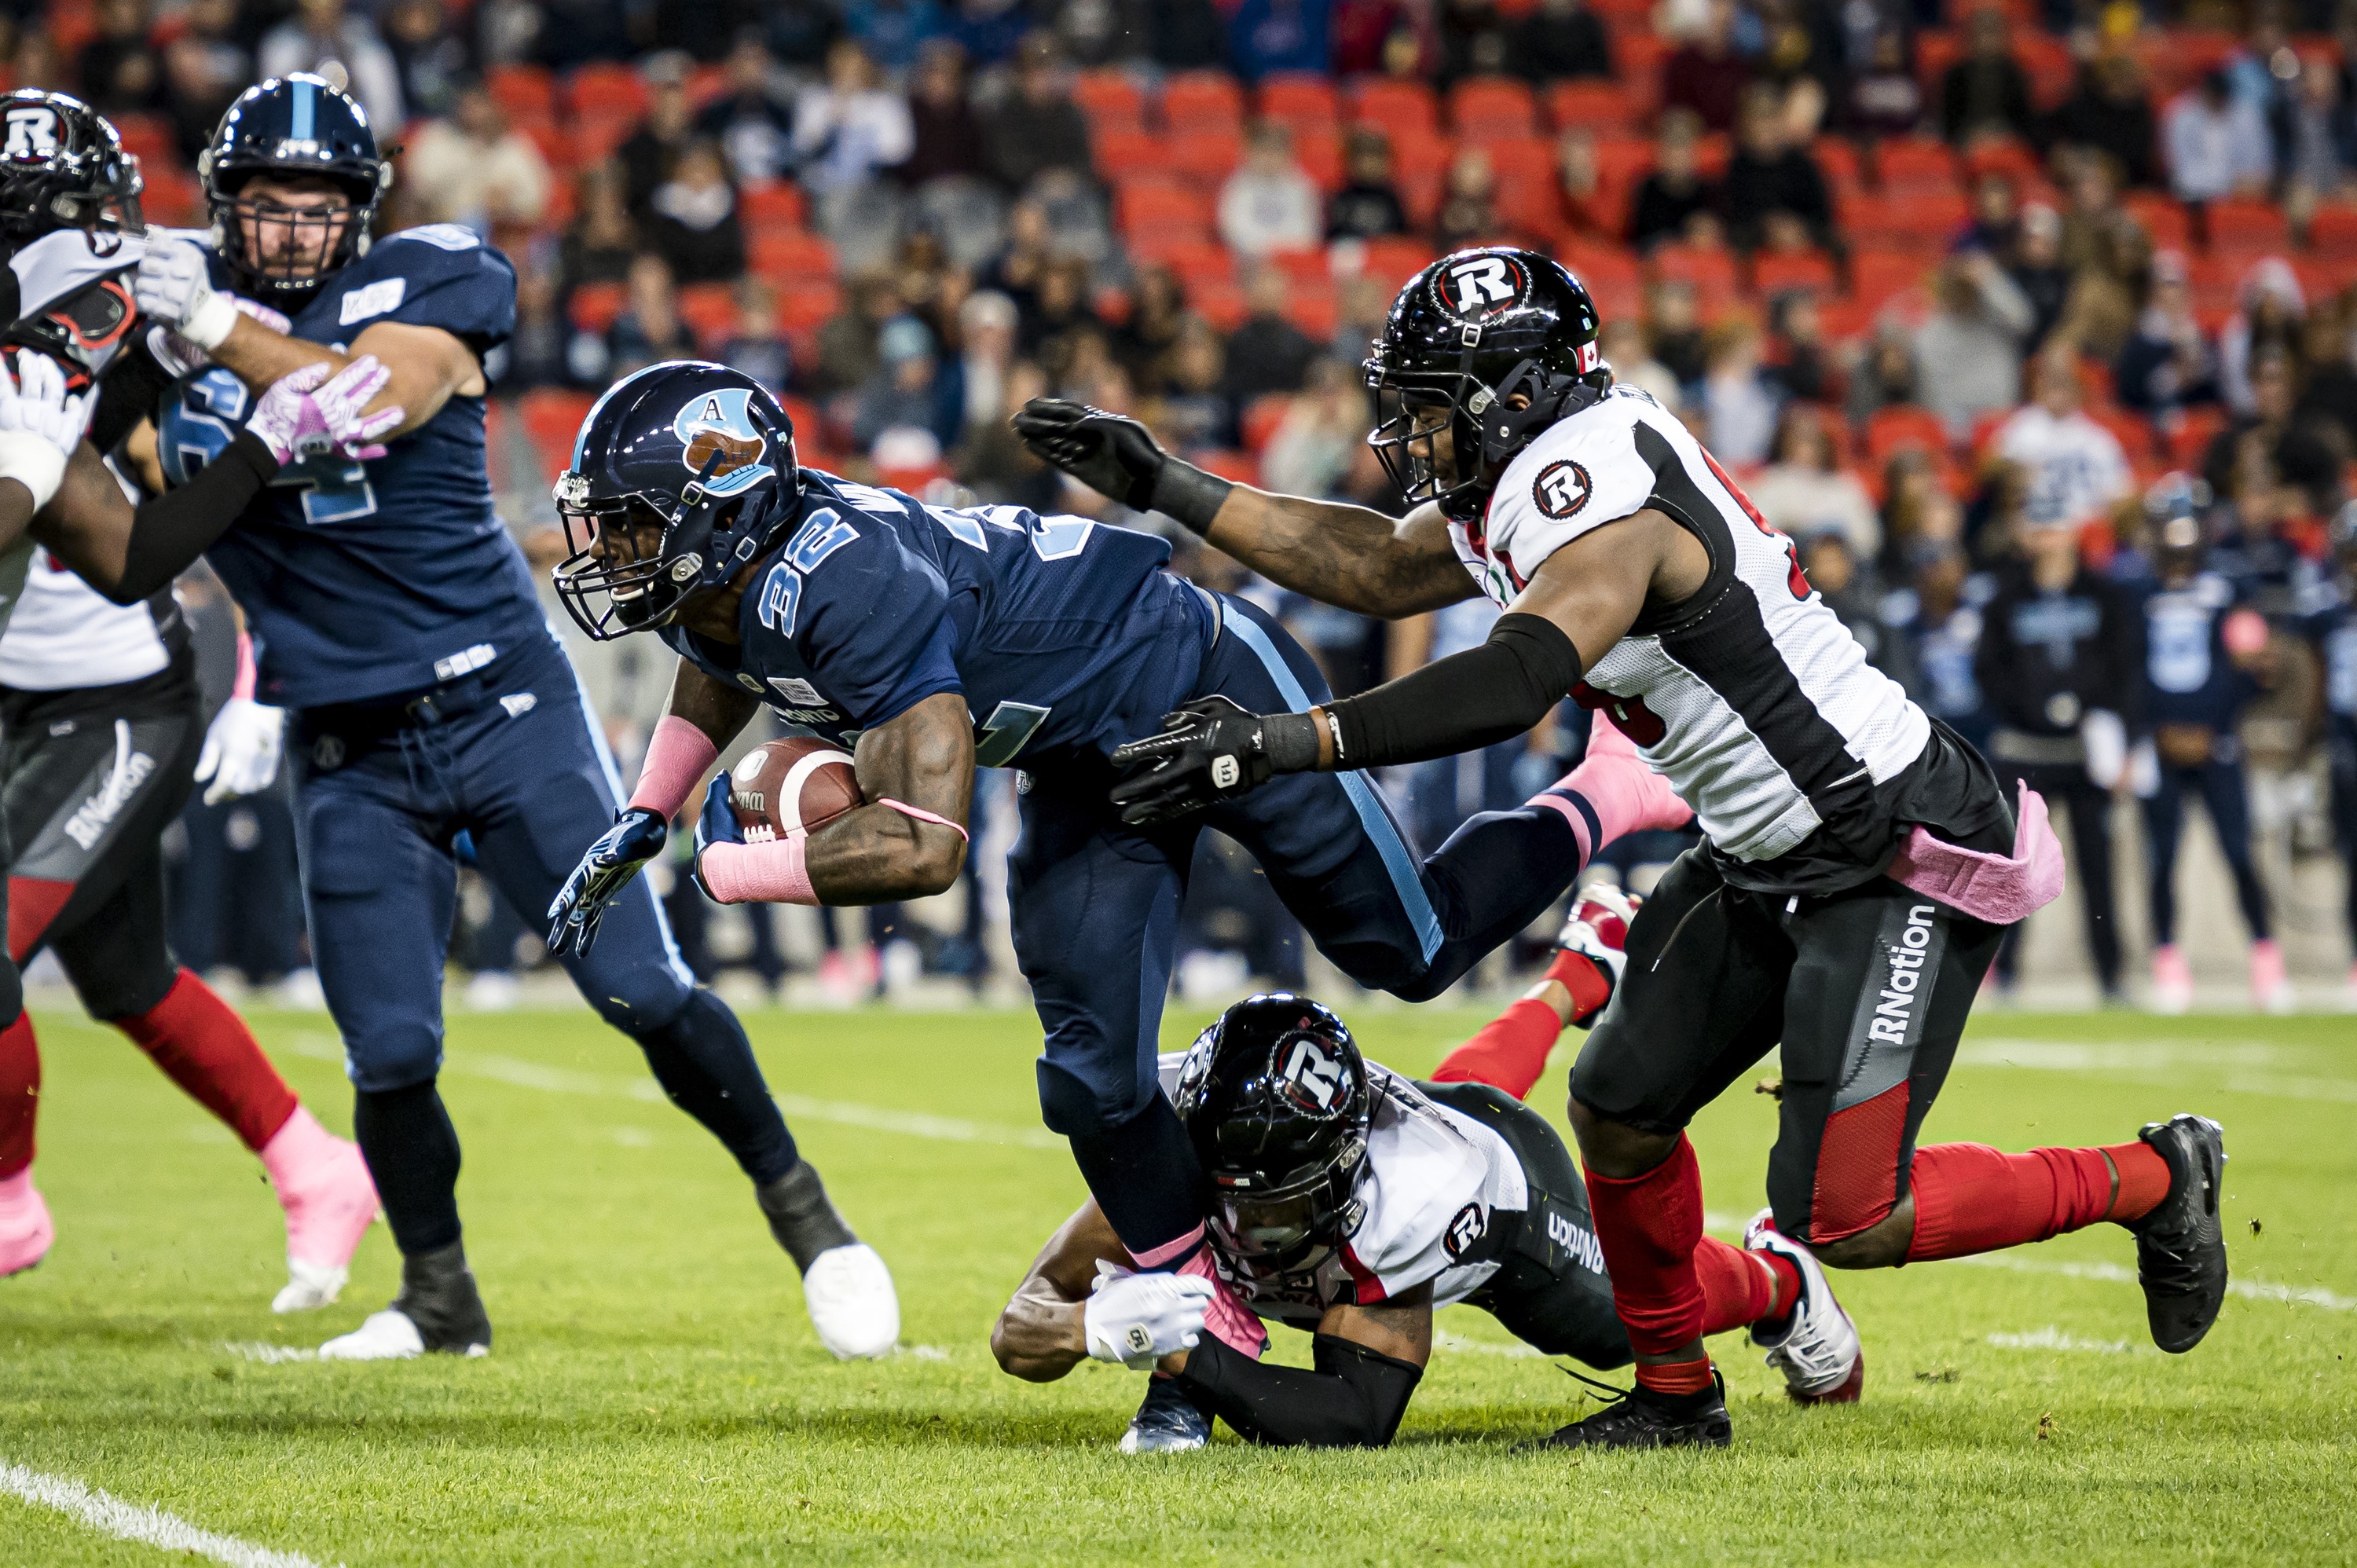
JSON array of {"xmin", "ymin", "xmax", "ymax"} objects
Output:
[{"xmin": 1035, "ymin": 1055, "xmax": 1154, "ymax": 1139}]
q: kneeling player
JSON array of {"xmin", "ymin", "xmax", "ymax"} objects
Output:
[{"xmin": 989, "ymin": 910, "xmax": 1861, "ymax": 1450}]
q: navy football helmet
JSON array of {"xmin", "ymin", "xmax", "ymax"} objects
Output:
[
  {"xmin": 0, "ymin": 89, "xmax": 142, "ymax": 252},
  {"xmin": 1365, "ymin": 246, "xmax": 1608, "ymax": 519},
  {"xmin": 1172, "ymin": 994, "xmax": 1373, "ymax": 1282},
  {"xmin": 200, "ymin": 73, "xmax": 391, "ymax": 300},
  {"xmin": 553, "ymin": 361, "xmax": 805, "ymax": 640}
]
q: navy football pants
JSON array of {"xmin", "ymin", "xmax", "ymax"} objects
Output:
[
  {"xmin": 2141, "ymin": 757, "xmax": 2271, "ymax": 946},
  {"xmin": 1011, "ymin": 595, "xmax": 1587, "ymax": 1256},
  {"xmin": 290, "ymin": 631, "xmax": 698, "ymax": 1089}
]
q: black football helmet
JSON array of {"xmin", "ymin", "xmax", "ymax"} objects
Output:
[
  {"xmin": 200, "ymin": 73, "xmax": 391, "ymax": 300},
  {"xmin": 1364, "ymin": 247, "xmax": 1609, "ymax": 519},
  {"xmin": 552, "ymin": 361, "xmax": 806, "ymax": 640},
  {"xmin": 1171, "ymin": 994, "xmax": 1373, "ymax": 1282},
  {"xmin": 0, "ymin": 90, "xmax": 142, "ymax": 252}
]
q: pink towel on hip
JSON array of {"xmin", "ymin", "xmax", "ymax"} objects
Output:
[{"xmin": 1884, "ymin": 782, "xmax": 2065, "ymax": 926}]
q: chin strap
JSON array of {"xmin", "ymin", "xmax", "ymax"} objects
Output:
[{"xmin": 1473, "ymin": 358, "xmax": 1604, "ymax": 469}]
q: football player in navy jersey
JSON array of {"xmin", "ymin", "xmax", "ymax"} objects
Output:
[
  {"xmin": 2308, "ymin": 507, "xmax": 2357, "ymax": 1004},
  {"xmin": 545, "ymin": 360, "xmax": 1696, "ymax": 1442},
  {"xmin": 126, "ymin": 75, "xmax": 896, "ymax": 1361}
]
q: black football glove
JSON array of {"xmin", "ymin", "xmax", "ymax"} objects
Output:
[
  {"xmin": 689, "ymin": 771, "xmax": 744, "ymax": 902},
  {"xmin": 1010, "ymin": 397, "xmax": 1169, "ymax": 508},
  {"xmin": 1109, "ymin": 694, "xmax": 1307, "ymax": 826},
  {"xmin": 546, "ymin": 805, "xmax": 667, "ymax": 958}
]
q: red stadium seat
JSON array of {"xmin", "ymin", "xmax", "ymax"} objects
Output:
[
  {"xmin": 1191, "ymin": 279, "xmax": 1248, "ymax": 331},
  {"xmin": 1593, "ymin": 136, "xmax": 1655, "ymax": 188},
  {"xmin": 1873, "ymin": 137, "xmax": 1959, "ymax": 196},
  {"xmin": 1968, "ymin": 407, "xmax": 2012, "ymax": 459},
  {"xmin": 1359, "ymin": 236, "xmax": 1440, "ymax": 291},
  {"xmin": 489, "ymin": 64, "xmax": 555, "ymax": 119},
  {"xmin": 1091, "ymin": 126, "xmax": 1175, "ymax": 179},
  {"xmin": 1195, "ymin": 449, "xmax": 1259, "ymax": 484},
  {"xmin": 2087, "ymin": 404, "xmax": 2154, "ymax": 462},
  {"xmin": 1451, "ymin": 76, "xmax": 1538, "ymax": 141},
  {"xmin": 1483, "ymin": 136, "xmax": 1559, "ymax": 232},
  {"xmin": 1241, "ymin": 394, "xmax": 1292, "ymax": 455},
  {"xmin": 1073, "ymin": 69, "xmax": 1146, "ymax": 133},
  {"xmin": 1292, "ymin": 126, "xmax": 1344, "ymax": 192},
  {"xmin": 1136, "ymin": 238, "xmax": 1233, "ymax": 293},
  {"xmin": 752, "ymin": 230, "xmax": 836, "ymax": 280},
  {"xmin": 2307, "ymin": 203, "xmax": 2357, "ymax": 255},
  {"xmin": 1961, "ymin": 137, "xmax": 2040, "ymax": 185},
  {"xmin": 2122, "ymin": 192, "xmax": 2194, "ymax": 251},
  {"xmin": 775, "ymin": 280, "xmax": 841, "ymax": 332},
  {"xmin": 520, "ymin": 388, "xmax": 597, "ymax": 482},
  {"xmin": 1866, "ymin": 404, "xmax": 1949, "ymax": 460},
  {"xmin": 567, "ymin": 280, "xmax": 626, "ymax": 334},
  {"xmin": 1548, "ymin": 80, "xmax": 1640, "ymax": 134},
  {"xmin": 1349, "ymin": 79, "xmax": 1442, "ymax": 137},
  {"xmin": 2206, "ymin": 198, "xmax": 2291, "ymax": 257},
  {"xmin": 2167, "ymin": 406, "xmax": 2230, "ymax": 468},
  {"xmin": 1651, "ymin": 243, "xmax": 1739, "ymax": 295},
  {"xmin": 1285, "ymin": 281, "xmax": 1340, "ymax": 338},
  {"xmin": 1115, "ymin": 178, "xmax": 1213, "ymax": 238},
  {"xmin": 1752, "ymin": 249, "xmax": 1838, "ymax": 295},
  {"xmin": 566, "ymin": 62, "xmax": 648, "ymax": 121},
  {"xmin": 1849, "ymin": 249, "xmax": 1930, "ymax": 309},
  {"xmin": 1163, "ymin": 71, "xmax": 1245, "ymax": 132},
  {"xmin": 739, "ymin": 183, "xmax": 807, "ymax": 232},
  {"xmin": 1846, "ymin": 191, "xmax": 1970, "ymax": 248},
  {"xmin": 676, "ymin": 283, "xmax": 738, "ymax": 346},
  {"xmin": 2018, "ymin": 35, "xmax": 2077, "ymax": 109},
  {"xmin": 1258, "ymin": 73, "xmax": 1339, "ymax": 131},
  {"xmin": 1559, "ymin": 244, "xmax": 1642, "ymax": 316},
  {"xmin": 1170, "ymin": 128, "xmax": 1244, "ymax": 185},
  {"xmin": 1810, "ymin": 136, "xmax": 1861, "ymax": 192},
  {"xmin": 109, "ymin": 114, "xmax": 175, "ymax": 168},
  {"xmin": 1914, "ymin": 31, "xmax": 1962, "ymax": 96},
  {"xmin": 1264, "ymin": 249, "xmax": 1330, "ymax": 286}
]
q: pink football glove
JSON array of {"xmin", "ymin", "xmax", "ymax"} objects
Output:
[{"xmin": 246, "ymin": 355, "xmax": 404, "ymax": 467}]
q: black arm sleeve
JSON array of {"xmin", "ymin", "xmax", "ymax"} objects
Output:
[
  {"xmin": 87, "ymin": 330, "xmax": 178, "ymax": 458},
  {"xmin": 1171, "ymin": 1333, "xmax": 1424, "ymax": 1448},
  {"xmin": 108, "ymin": 428, "xmax": 277, "ymax": 603},
  {"xmin": 1321, "ymin": 612, "xmax": 1583, "ymax": 770}
]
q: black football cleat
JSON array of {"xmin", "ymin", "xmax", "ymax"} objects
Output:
[
  {"xmin": 319, "ymin": 1242, "xmax": 492, "ymax": 1360},
  {"xmin": 2127, "ymin": 1113, "xmax": 2228, "ymax": 1354},
  {"xmin": 1532, "ymin": 1370, "xmax": 1732, "ymax": 1451}
]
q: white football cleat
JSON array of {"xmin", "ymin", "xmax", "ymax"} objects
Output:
[
  {"xmin": 804, "ymin": 1243, "xmax": 899, "ymax": 1359},
  {"xmin": 1744, "ymin": 1210, "xmax": 1863, "ymax": 1404},
  {"xmin": 318, "ymin": 1309, "xmax": 427, "ymax": 1361},
  {"xmin": 273, "ymin": 1257, "xmax": 350, "ymax": 1313}
]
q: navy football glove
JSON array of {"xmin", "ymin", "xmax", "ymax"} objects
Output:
[
  {"xmin": 546, "ymin": 806, "xmax": 667, "ymax": 958},
  {"xmin": 689, "ymin": 771, "xmax": 743, "ymax": 901},
  {"xmin": 1109, "ymin": 694, "xmax": 1318, "ymax": 826}
]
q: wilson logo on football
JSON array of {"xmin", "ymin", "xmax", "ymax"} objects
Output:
[
  {"xmin": 1274, "ymin": 1035, "xmax": 1349, "ymax": 1116},
  {"xmin": 1431, "ymin": 255, "xmax": 1529, "ymax": 321},
  {"xmin": 1532, "ymin": 458, "xmax": 1592, "ymax": 521},
  {"xmin": 671, "ymin": 387, "xmax": 775, "ymax": 497}
]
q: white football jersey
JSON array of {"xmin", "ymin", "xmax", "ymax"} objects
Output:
[
  {"xmin": 1452, "ymin": 384, "xmax": 1930, "ymax": 864},
  {"xmin": 1157, "ymin": 1053, "xmax": 1530, "ymax": 1326},
  {"xmin": 1991, "ymin": 405, "xmax": 2130, "ymax": 531},
  {"xmin": 0, "ymin": 545, "xmax": 178, "ymax": 691}
]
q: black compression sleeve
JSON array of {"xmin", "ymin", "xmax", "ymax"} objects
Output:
[
  {"xmin": 1172, "ymin": 1333, "xmax": 1424, "ymax": 1448},
  {"xmin": 1322, "ymin": 612, "xmax": 1583, "ymax": 770},
  {"xmin": 88, "ymin": 332, "xmax": 178, "ymax": 457},
  {"xmin": 110, "ymin": 428, "xmax": 277, "ymax": 603}
]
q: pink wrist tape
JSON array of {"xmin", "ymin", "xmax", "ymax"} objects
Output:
[
  {"xmin": 629, "ymin": 716, "xmax": 720, "ymax": 819},
  {"xmin": 879, "ymin": 798, "xmax": 969, "ymax": 842},
  {"xmin": 698, "ymin": 837, "xmax": 819, "ymax": 905},
  {"xmin": 231, "ymin": 629, "xmax": 257, "ymax": 702}
]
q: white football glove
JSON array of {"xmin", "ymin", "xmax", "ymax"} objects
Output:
[
  {"xmin": 246, "ymin": 356, "xmax": 404, "ymax": 467},
  {"xmin": 195, "ymin": 696, "xmax": 285, "ymax": 805},
  {"xmin": 135, "ymin": 235, "xmax": 241, "ymax": 352},
  {"xmin": 1083, "ymin": 1267, "xmax": 1213, "ymax": 1370},
  {"xmin": 147, "ymin": 297, "xmax": 295, "ymax": 379},
  {"xmin": 0, "ymin": 351, "xmax": 92, "ymax": 511}
]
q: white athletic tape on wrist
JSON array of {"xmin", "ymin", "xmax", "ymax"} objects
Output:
[{"xmin": 182, "ymin": 290, "xmax": 240, "ymax": 353}]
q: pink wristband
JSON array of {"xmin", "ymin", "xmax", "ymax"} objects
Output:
[
  {"xmin": 231, "ymin": 629, "xmax": 257, "ymax": 701},
  {"xmin": 699, "ymin": 838, "xmax": 819, "ymax": 905},
  {"xmin": 629, "ymin": 715, "xmax": 720, "ymax": 820},
  {"xmin": 879, "ymin": 798, "xmax": 969, "ymax": 843}
]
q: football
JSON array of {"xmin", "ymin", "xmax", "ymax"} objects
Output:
[{"xmin": 727, "ymin": 735, "xmax": 862, "ymax": 842}]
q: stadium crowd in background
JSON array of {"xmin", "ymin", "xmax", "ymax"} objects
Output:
[{"xmin": 13, "ymin": 0, "xmax": 2355, "ymax": 1009}]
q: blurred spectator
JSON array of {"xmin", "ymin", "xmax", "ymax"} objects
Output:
[
  {"xmin": 1803, "ymin": 530, "xmax": 1918, "ymax": 690},
  {"xmin": 816, "ymin": 271, "xmax": 904, "ymax": 394},
  {"xmin": 1628, "ymin": 108, "xmax": 1715, "ymax": 252},
  {"xmin": 161, "ymin": 0, "xmax": 249, "ymax": 162},
  {"xmin": 962, "ymin": 358, "xmax": 1062, "ymax": 506},
  {"xmin": 2219, "ymin": 258, "xmax": 2306, "ymax": 417},
  {"xmin": 645, "ymin": 140, "xmax": 748, "ymax": 284},
  {"xmin": 1150, "ymin": 0, "xmax": 1233, "ymax": 70},
  {"xmin": 526, "ymin": 0, "xmax": 638, "ymax": 71},
  {"xmin": 2047, "ymin": 52, "xmax": 2161, "ymax": 190},
  {"xmin": 845, "ymin": 0, "xmax": 947, "ymax": 73},
  {"xmin": 608, "ymin": 254, "xmax": 698, "ymax": 379},
  {"xmin": 983, "ymin": 35, "xmax": 1092, "ymax": 192},
  {"xmin": 1846, "ymin": 28, "xmax": 1923, "ymax": 142},
  {"xmin": 1018, "ymin": 256, "xmax": 1103, "ymax": 374},
  {"xmin": 902, "ymin": 38, "xmax": 986, "ymax": 187},
  {"xmin": 404, "ymin": 80, "xmax": 552, "ymax": 240},
  {"xmin": 382, "ymin": 0, "xmax": 470, "ymax": 124},
  {"xmin": 1938, "ymin": 8, "xmax": 2033, "ymax": 149},
  {"xmin": 1434, "ymin": 147, "xmax": 1502, "ymax": 249},
  {"xmin": 1229, "ymin": 0, "xmax": 1332, "ymax": 82},
  {"xmin": 1263, "ymin": 358, "xmax": 1369, "ymax": 496},
  {"xmin": 1330, "ymin": 273, "xmax": 1391, "ymax": 360},
  {"xmin": 1846, "ymin": 318, "xmax": 1919, "ymax": 428},
  {"xmin": 1916, "ymin": 252, "xmax": 2035, "ymax": 438},
  {"xmin": 2053, "ymin": 199, "xmax": 2148, "ymax": 361},
  {"xmin": 258, "ymin": 0, "xmax": 405, "ymax": 135},
  {"xmin": 1113, "ymin": 265, "xmax": 1190, "ymax": 386},
  {"xmin": 1555, "ymin": 128, "xmax": 1615, "ymax": 244},
  {"xmin": 1334, "ymin": 0, "xmax": 1429, "ymax": 75},
  {"xmin": 957, "ymin": 288, "xmax": 1020, "ymax": 436},
  {"xmin": 2205, "ymin": 347, "xmax": 2344, "ymax": 513},
  {"xmin": 1222, "ymin": 123, "xmax": 1322, "ymax": 258},
  {"xmin": 764, "ymin": 0, "xmax": 845, "ymax": 70},
  {"xmin": 943, "ymin": 0, "xmax": 1031, "ymax": 67},
  {"xmin": 1761, "ymin": 290, "xmax": 1831, "ymax": 401},
  {"xmin": 2116, "ymin": 251, "xmax": 2220, "ymax": 420},
  {"xmin": 1437, "ymin": 0, "xmax": 1512, "ymax": 82},
  {"xmin": 559, "ymin": 166, "xmax": 639, "ymax": 295},
  {"xmin": 1961, "ymin": 170, "xmax": 2019, "ymax": 254},
  {"xmin": 2295, "ymin": 299, "xmax": 2357, "ymax": 449},
  {"xmin": 2006, "ymin": 202, "xmax": 2071, "ymax": 351},
  {"xmin": 1752, "ymin": 401, "xmax": 1876, "ymax": 551},
  {"xmin": 1720, "ymin": 84, "xmax": 1833, "ymax": 252},
  {"xmin": 718, "ymin": 278, "xmax": 794, "ymax": 394},
  {"xmin": 1329, "ymin": 128, "xmax": 1409, "ymax": 241},
  {"xmin": 855, "ymin": 316, "xmax": 961, "ymax": 456},
  {"xmin": 1701, "ymin": 319, "xmax": 1778, "ymax": 464},
  {"xmin": 1050, "ymin": 0, "xmax": 1149, "ymax": 68},
  {"xmin": 987, "ymin": 198, "xmax": 1055, "ymax": 320},
  {"xmin": 1645, "ymin": 277, "xmax": 1707, "ymax": 386},
  {"xmin": 1157, "ymin": 317, "xmax": 1239, "ymax": 450},
  {"xmin": 697, "ymin": 36, "xmax": 800, "ymax": 189},
  {"xmin": 1661, "ymin": 0, "xmax": 1751, "ymax": 134},
  {"xmin": 501, "ymin": 266, "xmax": 568, "ymax": 393},
  {"xmin": 77, "ymin": 0, "xmax": 163, "ymax": 115},
  {"xmin": 1993, "ymin": 346, "xmax": 2132, "ymax": 533},
  {"xmin": 2166, "ymin": 69, "xmax": 2272, "ymax": 203},
  {"xmin": 797, "ymin": 37, "xmax": 916, "ymax": 196},
  {"xmin": 1600, "ymin": 317, "xmax": 1681, "ymax": 410},
  {"xmin": 1902, "ymin": 542, "xmax": 1992, "ymax": 748},
  {"xmin": 1514, "ymin": 0, "xmax": 1612, "ymax": 82},
  {"xmin": 619, "ymin": 68, "xmax": 697, "ymax": 215},
  {"xmin": 1225, "ymin": 265, "xmax": 1319, "ymax": 401},
  {"xmin": 2282, "ymin": 55, "xmax": 2357, "ymax": 207}
]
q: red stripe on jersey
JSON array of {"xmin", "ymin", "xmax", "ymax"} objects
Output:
[
  {"xmin": 1337, "ymin": 1240, "xmax": 1387, "ymax": 1306},
  {"xmin": 8, "ymin": 877, "xmax": 74, "ymax": 963},
  {"xmin": 1808, "ymin": 1081, "xmax": 1911, "ymax": 1244}
]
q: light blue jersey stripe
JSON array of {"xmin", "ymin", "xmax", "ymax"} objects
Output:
[{"xmin": 1220, "ymin": 607, "xmax": 1443, "ymax": 963}]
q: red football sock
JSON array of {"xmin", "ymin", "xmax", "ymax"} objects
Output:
[
  {"xmin": 1429, "ymin": 998, "xmax": 1564, "ymax": 1099},
  {"xmin": 0, "ymin": 1012, "xmax": 36, "ymax": 1180},
  {"xmin": 1583, "ymin": 1133, "xmax": 1706, "ymax": 1357},
  {"xmin": 1695, "ymin": 1236, "xmax": 1799, "ymax": 1335},
  {"xmin": 1545, "ymin": 947, "xmax": 1614, "ymax": 1025},
  {"xmin": 1635, "ymin": 1351, "xmax": 1715, "ymax": 1397},
  {"xmin": 113, "ymin": 970, "xmax": 296, "ymax": 1152},
  {"xmin": 1908, "ymin": 1140, "xmax": 2168, "ymax": 1262}
]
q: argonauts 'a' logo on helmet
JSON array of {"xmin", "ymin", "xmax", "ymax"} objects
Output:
[
  {"xmin": 672, "ymin": 387, "xmax": 775, "ymax": 496},
  {"xmin": 1430, "ymin": 253, "xmax": 1532, "ymax": 322},
  {"xmin": 1274, "ymin": 1032, "xmax": 1353, "ymax": 1117}
]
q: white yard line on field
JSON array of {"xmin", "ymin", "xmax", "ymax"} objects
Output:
[
  {"xmin": 0, "ymin": 1460, "xmax": 338, "ymax": 1568},
  {"xmin": 1987, "ymin": 1326, "xmax": 2143, "ymax": 1354},
  {"xmin": 1435, "ymin": 1329, "xmax": 1549, "ymax": 1359},
  {"xmin": 1954, "ymin": 1252, "xmax": 2357, "ymax": 1312},
  {"xmin": 221, "ymin": 1343, "xmax": 319, "ymax": 1364}
]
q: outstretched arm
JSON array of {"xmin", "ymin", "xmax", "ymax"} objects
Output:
[
  {"xmin": 991, "ymin": 1201, "xmax": 1135, "ymax": 1382},
  {"xmin": 1013, "ymin": 398, "xmax": 1474, "ymax": 617},
  {"xmin": 1161, "ymin": 1288, "xmax": 1431, "ymax": 1448}
]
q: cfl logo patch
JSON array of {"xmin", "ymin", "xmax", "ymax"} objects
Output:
[
  {"xmin": 1211, "ymin": 754, "xmax": 1241, "ymax": 789},
  {"xmin": 1123, "ymin": 1325, "xmax": 1154, "ymax": 1357}
]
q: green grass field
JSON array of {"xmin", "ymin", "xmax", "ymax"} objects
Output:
[{"xmin": 2, "ymin": 999, "xmax": 2354, "ymax": 1566}]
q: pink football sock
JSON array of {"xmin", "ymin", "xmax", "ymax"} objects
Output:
[{"xmin": 259, "ymin": 1105, "xmax": 380, "ymax": 1268}]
